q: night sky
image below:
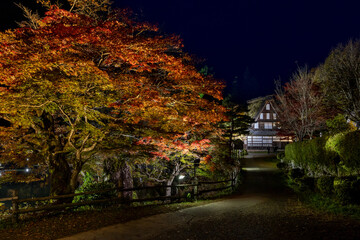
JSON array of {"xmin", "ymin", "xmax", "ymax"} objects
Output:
[{"xmin": 2, "ymin": 0, "xmax": 360, "ymax": 102}]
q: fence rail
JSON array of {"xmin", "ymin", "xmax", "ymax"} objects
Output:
[
  {"xmin": 0, "ymin": 197, "xmax": 18, "ymax": 201},
  {"xmin": 1, "ymin": 179, "xmax": 235, "ymax": 223}
]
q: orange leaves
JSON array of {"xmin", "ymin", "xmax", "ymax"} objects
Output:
[
  {"xmin": 0, "ymin": 6, "xmax": 228, "ymax": 173},
  {"xmin": 42, "ymin": 6, "xmax": 92, "ymax": 26},
  {"xmin": 202, "ymin": 155, "xmax": 212, "ymax": 164},
  {"xmin": 136, "ymin": 133, "xmax": 213, "ymax": 163}
]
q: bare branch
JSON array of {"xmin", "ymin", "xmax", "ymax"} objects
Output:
[{"xmin": 15, "ymin": 3, "xmax": 40, "ymax": 29}]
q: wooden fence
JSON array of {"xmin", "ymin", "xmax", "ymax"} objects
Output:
[{"xmin": 0, "ymin": 178, "xmax": 235, "ymax": 223}]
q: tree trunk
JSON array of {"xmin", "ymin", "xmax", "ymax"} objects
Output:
[
  {"xmin": 109, "ymin": 161, "xmax": 133, "ymax": 201},
  {"xmin": 120, "ymin": 162, "xmax": 133, "ymax": 201},
  {"xmin": 229, "ymin": 119, "xmax": 234, "ymax": 160},
  {"xmin": 42, "ymin": 111, "xmax": 73, "ymax": 197},
  {"xmin": 166, "ymin": 175, "xmax": 176, "ymax": 197},
  {"xmin": 49, "ymin": 153, "xmax": 71, "ymax": 196},
  {"xmin": 70, "ymin": 165, "xmax": 82, "ymax": 193}
]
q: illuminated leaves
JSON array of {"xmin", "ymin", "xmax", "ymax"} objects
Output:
[{"xmin": 0, "ymin": 5, "xmax": 227, "ymax": 190}]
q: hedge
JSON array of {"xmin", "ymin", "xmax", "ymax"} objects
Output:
[
  {"xmin": 284, "ymin": 131, "xmax": 360, "ymax": 176},
  {"xmin": 284, "ymin": 137, "xmax": 338, "ymax": 176},
  {"xmin": 316, "ymin": 176, "xmax": 334, "ymax": 196}
]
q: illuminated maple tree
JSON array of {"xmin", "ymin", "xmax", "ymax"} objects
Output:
[
  {"xmin": 135, "ymin": 134, "xmax": 213, "ymax": 196},
  {"xmin": 0, "ymin": 5, "xmax": 226, "ymax": 195}
]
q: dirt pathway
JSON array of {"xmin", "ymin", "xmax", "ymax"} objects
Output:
[{"xmin": 61, "ymin": 155, "xmax": 360, "ymax": 240}]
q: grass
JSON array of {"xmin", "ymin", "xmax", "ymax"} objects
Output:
[
  {"xmin": 282, "ymin": 171, "xmax": 360, "ymax": 220},
  {"xmin": 277, "ymin": 161, "xmax": 360, "ymax": 220},
  {"xmin": 302, "ymin": 192, "xmax": 360, "ymax": 220}
]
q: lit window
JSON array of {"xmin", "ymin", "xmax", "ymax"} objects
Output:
[
  {"xmin": 264, "ymin": 122, "xmax": 272, "ymax": 129},
  {"xmin": 266, "ymin": 104, "xmax": 270, "ymax": 110},
  {"xmin": 273, "ymin": 113, "xmax": 276, "ymax": 119},
  {"xmin": 254, "ymin": 123, "xmax": 259, "ymax": 129},
  {"xmin": 260, "ymin": 113, "xmax": 263, "ymax": 119},
  {"xmin": 266, "ymin": 113, "xmax": 270, "ymax": 119}
]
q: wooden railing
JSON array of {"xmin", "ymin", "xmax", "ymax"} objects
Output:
[{"xmin": 0, "ymin": 178, "xmax": 235, "ymax": 223}]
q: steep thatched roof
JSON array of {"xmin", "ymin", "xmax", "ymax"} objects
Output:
[{"xmin": 247, "ymin": 95, "xmax": 273, "ymax": 118}]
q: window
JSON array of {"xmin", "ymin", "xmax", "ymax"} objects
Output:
[
  {"xmin": 263, "ymin": 136, "xmax": 273, "ymax": 143},
  {"xmin": 264, "ymin": 122, "xmax": 272, "ymax": 129},
  {"xmin": 273, "ymin": 113, "xmax": 276, "ymax": 119},
  {"xmin": 266, "ymin": 113, "xmax": 270, "ymax": 119},
  {"xmin": 254, "ymin": 122, "xmax": 259, "ymax": 129},
  {"xmin": 260, "ymin": 113, "xmax": 263, "ymax": 119},
  {"xmin": 266, "ymin": 104, "xmax": 270, "ymax": 110}
]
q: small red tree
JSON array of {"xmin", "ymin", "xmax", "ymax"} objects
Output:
[
  {"xmin": 274, "ymin": 67, "xmax": 326, "ymax": 141},
  {"xmin": 136, "ymin": 134, "xmax": 212, "ymax": 196}
]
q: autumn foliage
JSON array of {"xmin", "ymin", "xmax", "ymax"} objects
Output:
[{"xmin": 0, "ymin": 5, "xmax": 226, "ymax": 194}]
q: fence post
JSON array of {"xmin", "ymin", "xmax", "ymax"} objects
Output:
[
  {"xmin": 170, "ymin": 186, "xmax": 173, "ymax": 203},
  {"xmin": 231, "ymin": 172, "xmax": 236, "ymax": 192},
  {"xmin": 193, "ymin": 181, "xmax": 198, "ymax": 201},
  {"xmin": 11, "ymin": 190, "xmax": 19, "ymax": 224}
]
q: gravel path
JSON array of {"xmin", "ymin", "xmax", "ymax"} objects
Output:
[{"xmin": 62, "ymin": 156, "xmax": 360, "ymax": 240}]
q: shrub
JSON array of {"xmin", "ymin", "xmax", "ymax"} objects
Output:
[
  {"xmin": 316, "ymin": 176, "xmax": 334, "ymax": 196},
  {"xmin": 326, "ymin": 131, "xmax": 360, "ymax": 174},
  {"xmin": 351, "ymin": 178, "xmax": 360, "ymax": 204},
  {"xmin": 302, "ymin": 177, "xmax": 315, "ymax": 191},
  {"xmin": 276, "ymin": 161, "xmax": 287, "ymax": 170},
  {"xmin": 326, "ymin": 114, "xmax": 351, "ymax": 135},
  {"xmin": 276, "ymin": 152, "xmax": 285, "ymax": 160},
  {"xmin": 287, "ymin": 176, "xmax": 314, "ymax": 193},
  {"xmin": 285, "ymin": 137, "xmax": 339, "ymax": 176},
  {"xmin": 242, "ymin": 149, "xmax": 248, "ymax": 156},
  {"xmin": 73, "ymin": 172, "xmax": 116, "ymax": 205},
  {"xmin": 284, "ymin": 141, "xmax": 303, "ymax": 165},
  {"xmin": 333, "ymin": 177, "xmax": 353, "ymax": 204},
  {"xmin": 286, "ymin": 168, "xmax": 314, "ymax": 192},
  {"xmin": 288, "ymin": 168, "xmax": 305, "ymax": 180}
]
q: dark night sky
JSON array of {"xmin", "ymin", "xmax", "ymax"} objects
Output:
[{"xmin": 2, "ymin": 0, "xmax": 360, "ymax": 102}]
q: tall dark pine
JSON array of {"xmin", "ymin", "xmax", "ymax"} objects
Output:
[{"xmin": 221, "ymin": 98, "xmax": 253, "ymax": 160}]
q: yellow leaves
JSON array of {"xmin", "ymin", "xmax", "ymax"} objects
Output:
[
  {"xmin": 43, "ymin": 44, "xmax": 50, "ymax": 50},
  {"xmin": 0, "ymin": 6, "xmax": 228, "ymax": 172}
]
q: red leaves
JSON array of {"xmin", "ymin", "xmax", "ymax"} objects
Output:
[
  {"xmin": 42, "ymin": 6, "xmax": 94, "ymax": 27},
  {"xmin": 136, "ymin": 134, "xmax": 212, "ymax": 162},
  {"xmin": 0, "ymin": 6, "xmax": 227, "ymax": 172}
]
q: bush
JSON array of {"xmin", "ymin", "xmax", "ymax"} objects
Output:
[
  {"xmin": 326, "ymin": 114, "xmax": 351, "ymax": 135},
  {"xmin": 326, "ymin": 131, "xmax": 360, "ymax": 173},
  {"xmin": 73, "ymin": 172, "xmax": 116, "ymax": 205},
  {"xmin": 287, "ymin": 168, "xmax": 313, "ymax": 192},
  {"xmin": 316, "ymin": 176, "xmax": 334, "ymax": 196},
  {"xmin": 242, "ymin": 149, "xmax": 248, "ymax": 156},
  {"xmin": 302, "ymin": 177, "xmax": 315, "ymax": 191},
  {"xmin": 276, "ymin": 152, "xmax": 285, "ymax": 160},
  {"xmin": 351, "ymin": 178, "xmax": 360, "ymax": 204},
  {"xmin": 333, "ymin": 177, "xmax": 353, "ymax": 204},
  {"xmin": 287, "ymin": 176, "xmax": 314, "ymax": 193},
  {"xmin": 284, "ymin": 141, "xmax": 303, "ymax": 165},
  {"xmin": 288, "ymin": 168, "xmax": 305, "ymax": 180},
  {"xmin": 276, "ymin": 161, "xmax": 287, "ymax": 170},
  {"xmin": 285, "ymin": 136, "xmax": 340, "ymax": 176}
]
